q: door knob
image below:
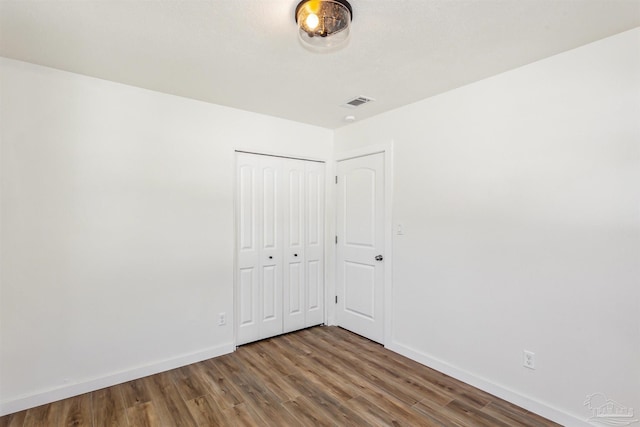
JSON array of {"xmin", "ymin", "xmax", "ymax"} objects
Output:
[
  {"xmin": 375, "ymin": 255, "xmax": 383, "ymax": 261},
  {"xmin": 268, "ymin": 256, "xmax": 273, "ymax": 259},
  {"xmin": 294, "ymin": 253, "xmax": 298, "ymax": 257}
]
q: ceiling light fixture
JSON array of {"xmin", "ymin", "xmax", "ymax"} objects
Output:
[{"xmin": 295, "ymin": 0, "xmax": 353, "ymax": 52}]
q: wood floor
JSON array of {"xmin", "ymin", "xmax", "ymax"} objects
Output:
[{"xmin": 0, "ymin": 326, "xmax": 560, "ymax": 427}]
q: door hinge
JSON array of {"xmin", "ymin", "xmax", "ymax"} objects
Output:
[
  {"xmin": 335, "ymin": 235, "xmax": 338, "ymax": 244},
  {"xmin": 335, "ymin": 295, "xmax": 338, "ymax": 304},
  {"xmin": 335, "ymin": 176, "xmax": 338, "ymax": 184}
]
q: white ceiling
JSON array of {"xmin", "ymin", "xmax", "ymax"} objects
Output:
[{"xmin": 1, "ymin": 0, "xmax": 639, "ymax": 129}]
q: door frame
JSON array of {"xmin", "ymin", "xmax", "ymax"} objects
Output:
[{"xmin": 333, "ymin": 142, "xmax": 394, "ymax": 346}]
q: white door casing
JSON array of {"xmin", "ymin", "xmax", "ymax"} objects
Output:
[{"xmin": 336, "ymin": 152, "xmax": 385, "ymax": 344}]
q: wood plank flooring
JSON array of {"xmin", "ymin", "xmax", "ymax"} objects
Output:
[{"xmin": 0, "ymin": 326, "xmax": 561, "ymax": 426}]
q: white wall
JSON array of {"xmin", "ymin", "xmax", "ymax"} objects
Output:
[
  {"xmin": 334, "ymin": 28, "xmax": 640, "ymax": 426},
  {"xmin": 2, "ymin": 28, "xmax": 638, "ymax": 424},
  {"xmin": 0, "ymin": 58, "xmax": 332, "ymax": 414}
]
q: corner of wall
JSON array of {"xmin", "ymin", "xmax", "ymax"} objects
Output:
[{"xmin": 386, "ymin": 340, "xmax": 592, "ymax": 427}]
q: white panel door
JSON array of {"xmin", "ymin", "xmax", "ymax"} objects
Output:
[
  {"xmin": 236, "ymin": 153, "xmax": 261, "ymax": 345},
  {"xmin": 283, "ymin": 159, "xmax": 306, "ymax": 332},
  {"xmin": 259, "ymin": 155, "xmax": 284, "ymax": 339},
  {"xmin": 283, "ymin": 159, "xmax": 325, "ymax": 332},
  {"xmin": 236, "ymin": 153, "xmax": 284, "ymax": 345},
  {"xmin": 336, "ymin": 153, "xmax": 385, "ymax": 343},
  {"xmin": 304, "ymin": 161, "xmax": 325, "ymax": 327}
]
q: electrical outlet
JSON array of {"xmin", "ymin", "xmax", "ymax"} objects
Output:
[
  {"xmin": 218, "ymin": 312, "xmax": 226, "ymax": 326},
  {"xmin": 523, "ymin": 350, "xmax": 536, "ymax": 370}
]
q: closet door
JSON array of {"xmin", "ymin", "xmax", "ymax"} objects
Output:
[
  {"xmin": 236, "ymin": 153, "xmax": 260, "ymax": 345},
  {"xmin": 259, "ymin": 155, "xmax": 284, "ymax": 339},
  {"xmin": 283, "ymin": 159, "xmax": 306, "ymax": 332},
  {"xmin": 236, "ymin": 153, "xmax": 284, "ymax": 345},
  {"xmin": 236, "ymin": 153, "xmax": 324, "ymax": 345},
  {"xmin": 305, "ymin": 161, "xmax": 325, "ymax": 327}
]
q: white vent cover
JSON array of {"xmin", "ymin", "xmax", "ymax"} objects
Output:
[{"xmin": 342, "ymin": 96, "xmax": 375, "ymax": 108}]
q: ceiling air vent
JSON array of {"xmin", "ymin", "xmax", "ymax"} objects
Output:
[{"xmin": 342, "ymin": 96, "xmax": 375, "ymax": 109}]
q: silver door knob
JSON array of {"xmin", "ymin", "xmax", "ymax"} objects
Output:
[{"xmin": 375, "ymin": 255, "xmax": 383, "ymax": 261}]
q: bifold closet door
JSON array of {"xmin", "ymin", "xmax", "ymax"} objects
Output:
[
  {"xmin": 236, "ymin": 153, "xmax": 324, "ymax": 346},
  {"xmin": 236, "ymin": 153, "xmax": 284, "ymax": 345},
  {"xmin": 283, "ymin": 159, "xmax": 305, "ymax": 332},
  {"xmin": 303, "ymin": 160, "xmax": 325, "ymax": 328},
  {"xmin": 283, "ymin": 160, "xmax": 325, "ymax": 332}
]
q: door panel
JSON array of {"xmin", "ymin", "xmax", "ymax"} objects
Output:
[
  {"xmin": 237, "ymin": 153, "xmax": 285, "ymax": 344},
  {"xmin": 238, "ymin": 268, "xmax": 255, "ymax": 326},
  {"xmin": 307, "ymin": 260, "xmax": 320, "ymax": 310},
  {"xmin": 283, "ymin": 159, "xmax": 306, "ymax": 332},
  {"xmin": 259, "ymin": 156, "xmax": 283, "ymax": 338},
  {"xmin": 288, "ymin": 263, "xmax": 302, "ymax": 314},
  {"xmin": 336, "ymin": 153, "xmax": 385, "ymax": 343},
  {"xmin": 307, "ymin": 168, "xmax": 322, "ymax": 246},
  {"xmin": 345, "ymin": 168, "xmax": 376, "ymax": 247},
  {"xmin": 262, "ymin": 165, "xmax": 279, "ymax": 250},
  {"xmin": 238, "ymin": 165, "xmax": 256, "ymax": 252},
  {"xmin": 262, "ymin": 265, "xmax": 277, "ymax": 319},
  {"xmin": 343, "ymin": 261, "xmax": 375, "ymax": 319},
  {"xmin": 287, "ymin": 167, "xmax": 303, "ymax": 248},
  {"xmin": 305, "ymin": 161, "xmax": 325, "ymax": 327},
  {"xmin": 236, "ymin": 154, "xmax": 260, "ymax": 344}
]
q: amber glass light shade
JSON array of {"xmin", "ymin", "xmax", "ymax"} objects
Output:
[{"xmin": 295, "ymin": 0, "xmax": 352, "ymax": 52}]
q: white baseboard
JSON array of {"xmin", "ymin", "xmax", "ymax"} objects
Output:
[
  {"xmin": 2, "ymin": 338, "xmax": 590, "ymax": 425},
  {"xmin": 386, "ymin": 341, "xmax": 589, "ymax": 427},
  {"xmin": 0, "ymin": 343, "xmax": 235, "ymax": 417}
]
